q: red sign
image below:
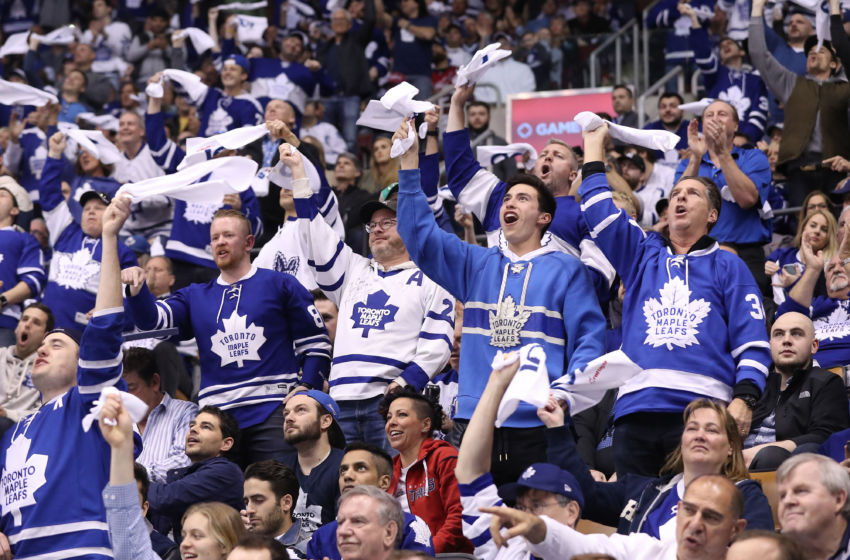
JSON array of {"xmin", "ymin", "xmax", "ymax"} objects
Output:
[{"xmin": 506, "ymin": 88, "xmax": 615, "ymax": 152}]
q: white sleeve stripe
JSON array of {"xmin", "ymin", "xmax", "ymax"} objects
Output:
[
  {"xmin": 580, "ymin": 191, "xmax": 613, "ymax": 211},
  {"xmin": 589, "ymin": 212, "xmax": 622, "ymax": 238},
  {"xmin": 78, "ymin": 370, "xmax": 124, "ymax": 394},
  {"xmin": 738, "ymin": 359, "xmax": 769, "ymax": 375},
  {"xmin": 730, "ymin": 340, "xmax": 770, "ymax": 358},
  {"xmin": 91, "ymin": 307, "xmax": 124, "ymax": 318},
  {"xmin": 78, "ymin": 353, "xmax": 123, "ymax": 369}
]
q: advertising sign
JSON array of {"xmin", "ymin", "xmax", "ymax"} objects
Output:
[{"xmin": 506, "ymin": 87, "xmax": 615, "ymax": 151}]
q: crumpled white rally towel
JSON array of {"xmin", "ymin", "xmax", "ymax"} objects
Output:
[
  {"xmin": 456, "ymin": 42, "xmax": 512, "ymax": 87},
  {"xmin": 145, "ymin": 69, "xmax": 207, "ymax": 103},
  {"xmin": 174, "ymin": 28, "xmax": 216, "ymax": 54},
  {"xmin": 267, "ymin": 144, "xmax": 322, "ymax": 195},
  {"xmin": 494, "ymin": 344, "xmax": 551, "ymax": 427},
  {"xmin": 0, "ymin": 26, "xmax": 77, "ymax": 58},
  {"xmin": 574, "ymin": 111, "xmax": 681, "ymax": 152},
  {"xmin": 65, "ymin": 129, "xmax": 125, "ymax": 165},
  {"xmin": 217, "ymin": 1, "xmax": 268, "ymax": 10},
  {"xmin": 678, "ymin": 98, "xmax": 713, "ymax": 115},
  {"xmin": 0, "ymin": 79, "xmax": 58, "ymax": 107},
  {"xmin": 178, "ymin": 124, "xmax": 270, "ymax": 170},
  {"xmin": 77, "ymin": 112, "xmax": 120, "ymax": 132},
  {"xmin": 356, "ymin": 82, "xmax": 434, "ymax": 156},
  {"xmin": 82, "ymin": 387, "xmax": 149, "ymax": 432},
  {"xmin": 118, "ymin": 156, "xmax": 258, "ymax": 203},
  {"xmin": 551, "ymin": 349, "xmax": 643, "ymax": 415},
  {"xmin": 477, "ymin": 143, "xmax": 538, "ymax": 170},
  {"xmin": 235, "ymin": 14, "xmax": 268, "ymax": 44}
]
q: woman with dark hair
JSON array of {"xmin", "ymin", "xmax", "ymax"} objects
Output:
[
  {"xmin": 383, "ymin": 389, "xmax": 472, "ymax": 554},
  {"xmin": 539, "ymin": 397, "xmax": 774, "ymax": 540}
]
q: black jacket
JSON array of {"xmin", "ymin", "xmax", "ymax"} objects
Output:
[
  {"xmin": 316, "ymin": 0, "xmax": 376, "ymax": 98},
  {"xmin": 750, "ymin": 364, "xmax": 850, "ymax": 447}
]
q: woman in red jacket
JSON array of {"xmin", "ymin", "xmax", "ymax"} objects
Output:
[{"xmin": 383, "ymin": 390, "xmax": 473, "ymax": 554}]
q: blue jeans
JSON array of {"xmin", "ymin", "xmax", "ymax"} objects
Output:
[
  {"xmin": 233, "ymin": 403, "xmax": 296, "ymax": 469},
  {"xmin": 337, "ymin": 395, "xmax": 392, "ymax": 452},
  {"xmin": 322, "ymin": 96, "xmax": 361, "ymax": 152}
]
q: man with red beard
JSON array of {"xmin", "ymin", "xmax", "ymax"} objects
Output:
[{"xmin": 125, "ymin": 209, "xmax": 331, "ymax": 467}]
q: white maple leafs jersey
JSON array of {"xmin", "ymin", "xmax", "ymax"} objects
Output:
[
  {"xmin": 579, "ymin": 171, "xmax": 770, "ymax": 420},
  {"xmin": 0, "ymin": 309, "xmax": 127, "ymax": 559},
  {"xmin": 781, "ymin": 296, "xmax": 850, "ymax": 370},
  {"xmin": 293, "ymin": 195, "xmax": 455, "ymax": 401}
]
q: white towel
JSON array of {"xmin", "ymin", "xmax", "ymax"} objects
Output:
[
  {"xmin": 574, "ymin": 111, "xmax": 680, "ymax": 152},
  {"xmin": 356, "ymin": 82, "xmax": 435, "ymax": 133},
  {"xmin": 218, "ymin": 1, "xmax": 268, "ymax": 10},
  {"xmin": 0, "ymin": 32, "xmax": 29, "ymax": 58},
  {"xmin": 118, "ymin": 156, "xmax": 258, "ymax": 202},
  {"xmin": 0, "ymin": 79, "xmax": 58, "ymax": 107},
  {"xmin": 145, "ymin": 69, "xmax": 208, "ymax": 103},
  {"xmin": 550, "ymin": 350, "xmax": 643, "ymax": 415},
  {"xmin": 81, "ymin": 387, "xmax": 149, "ymax": 432},
  {"xmin": 678, "ymin": 98, "xmax": 714, "ymax": 115},
  {"xmin": 235, "ymin": 14, "xmax": 268, "ymax": 44},
  {"xmin": 267, "ymin": 146, "xmax": 322, "ymax": 194},
  {"xmin": 174, "ymin": 27, "xmax": 216, "ymax": 54},
  {"xmin": 494, "ymin": 344, "xmax": 551, "ymax": 427},
  {"xmin": 77, "ymin": 112, "xmax": 120, "ymax": 132},
  {"xmin": 390, "ymin": 121, "xmax": 416, "ymax": 158},
  {"xmin": 477, "ymin": 143, "xmax": 538, "ymax": 170},
  {"xmin": 65, "ymin": 129, "xmax": 125, "ymax": 165},
  {"xmin": 455, "ymin": 43, "xmax": 512, "ymax": 87},
  {"xmin": 35, "ymin": 25, "xmax": 78, "ymax": 45},
  {"xmin": 178, "ymin": 124, "xmax": 270, "ymax": 169}
]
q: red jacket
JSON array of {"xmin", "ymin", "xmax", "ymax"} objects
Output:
[{"xmin": 388, "ymin": 438, "xmax": 472, "ymax": 554}]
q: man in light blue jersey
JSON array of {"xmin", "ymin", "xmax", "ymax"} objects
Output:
[{"xmin": 394, "ymin": 120, "xmax": 606, "ymax": 486}]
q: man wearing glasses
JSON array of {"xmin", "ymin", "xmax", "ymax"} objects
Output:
[{"xmin": 279, "ymin": 143, "xmax": 454, "ymax": 451}]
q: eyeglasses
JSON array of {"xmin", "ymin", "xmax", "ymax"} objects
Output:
[
  {"xmin": 365, "ymin": 218, "xmax": 397, "ymax": 233},
  {"xmin": 514, "ymin": 500, "xmax": 562, "ymax": 514}
]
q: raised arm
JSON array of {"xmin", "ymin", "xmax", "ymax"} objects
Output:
[
  {"xmin": 749, "ymin": 0, "xmax": 799, "ymax": 103},
  {"xmin": 100, "ymin": 394, "xmax": 161, "ymax": 560}
]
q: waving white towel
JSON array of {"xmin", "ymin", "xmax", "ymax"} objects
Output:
[
  {"xmin": 574, "ymin": 111, "xmax": 680, "ymax": 152},
  {"xmin": 494, "ymin": 344, "xmax": 551, "ymax": 427},
  {"xmin": 82, "ymin": 387, "xmax": 149, "ymax": 432},
  {"xmin": 218, "ymin": 1, "xmax": 268, "ymax": 10},
  {"xmin": 65, "ymin": 129, "xmax": 125, "ymax": 165},
  {"xmin": 145, "ymin": 69, "xmax": 208, "ymax": 103},
  {"xmin": 178, "ymin": 124, "xmax": 270, "ymax": 170},
  {"xmin": 0, "ymin": 79, "xmax": 58, "ymax": 107},
  {"xmin": 678, "ymin": 98, "xmax": 714, "ymax": 115},
  {"xmin": 235, "ymin": 15, "xmax": 268, "ymax": 44},
  {"xmin": 456, "ymin": 43, "xmax": 513, "ymax": 87},
  {"xmin": 77, "ymin": 112, "xmax": 120, "ymax": 132},
  {"xmin": 118, "ymin": 156, "xmax": 258, "ymax": 202},
  {"xmin": 477, "ymin": 143, "xmax": 538, "ymax": 170},
  {"xmin": 356, "ymin": 82, "xmax": 434, "ymax": 133},
  {"xmin": 551, "ymin": 350, "xmax": 643, "ymax": 415},
  {"xmin": 174, "ymin": 27, "xmax": 216, "ymax": 54}
]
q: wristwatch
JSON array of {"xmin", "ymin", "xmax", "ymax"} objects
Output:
[
  {"xmin": 426, "ymin": 130, "xmax": 439, "ymax": 137},
  {"xmin": 738, "ymin": 395, "xmax": 758, "ymax": 410}
]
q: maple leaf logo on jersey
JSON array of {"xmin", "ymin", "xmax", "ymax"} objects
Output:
[
  {"xmin": 184, "ymin": 202, "xmax": 221, "ymax": 225},
  {"xmin": 489, "ymin": 295, "xmax": 531, "ymax": 349},
  {"xmin": 210, "ymin": 310, "xmax": 267, "ymax": 367},
  {"xmin": 410, "ymin": 516, "xmax": 432, "ymax": 546},
  {"xmin": 643, "ymin": 276, "xmax": 711, "ymax": 350},
  {"xmin": 351, "ymin": 290, "xmax": 398, "ymax": 337},
  {"xmin": 813, "ymin": 303, "xmax": 850, "ymax": 341},
  {"xmin": 273, "ymin": 252, "xmax": 299, "ymax": 276},
  {"xmin": 1, "ymin": 434, "xmax": 48, "ymax": 526},
  {"xmin": 53, "ymin": 248, "xmax": 100, "ymax": 290},
  {"xmin": 718, "ymin": 86, "xmax": 750, "ymax": 121},
  {"xmin": 0, "ymin": 254, "xmax": 4, "ymax": 265},
  {"xmin": 205, "ymin": 106, "xmax": 234, "ymax": 136}
]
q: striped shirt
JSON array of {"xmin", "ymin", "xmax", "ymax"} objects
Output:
[{"xmin": 137, "ymin": 393, "xmax": 198, "ymax": 484}]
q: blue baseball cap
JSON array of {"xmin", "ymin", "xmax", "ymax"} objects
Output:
[
  {"xmin": 123, "ymin": 234, "xmax": 151, "ymax": 255},
  {"xmin": 500, "ymin": 463, "xmax": 585, "ymax": 510},
  {"xmin": 299, "ymin": 390, "xmax": 346, "ymax": 448},
  {"xmin": 224, "ymin": 54, "xmax": 250, "ymax": 73}
]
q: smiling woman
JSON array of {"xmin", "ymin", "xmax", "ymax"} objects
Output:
[
  {"xmin": 543, "ymin": 398, "xmax": 775, "ymax": 541},
  {"xmin": 382, "ymin": 390, "xmax": 472, "ymax": 554}
]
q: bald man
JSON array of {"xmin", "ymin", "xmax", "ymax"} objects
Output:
[{"xmin": 742, "ymin": 312, "xmax": 850, "ymax": 470}]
